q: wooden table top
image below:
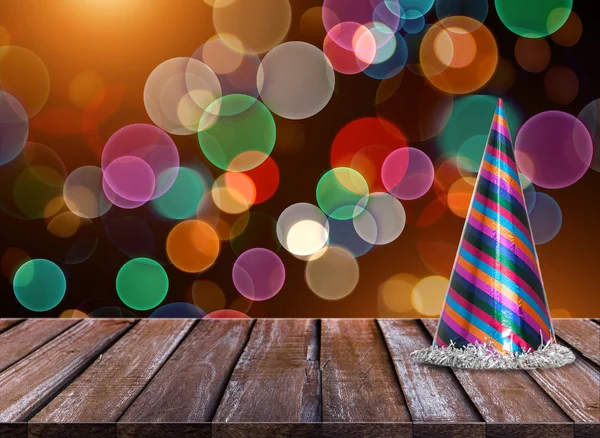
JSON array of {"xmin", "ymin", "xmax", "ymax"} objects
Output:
[{"xmin": 0, "ymin": 318, "xmax": 598, "ymax": 438}]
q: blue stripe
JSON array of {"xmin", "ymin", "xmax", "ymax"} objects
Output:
[
  {"xmin": 436, "ymin": 317, "xmax": 468, "ymax": 348},
  {"xmin": 484, "ymin": 151, "xmax": 520, "ymax": 183}
]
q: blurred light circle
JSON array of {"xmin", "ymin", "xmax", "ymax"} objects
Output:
[
  {"xmin": 69, "ymin": 70, "xmax": 105, "ymax": 109},
  {"xmin": 436, "ymin": 0, "xmax": 488, "ymax": 23},
  {"xmin": 277, "ymin": 203, "xmax": 329, "ymax": 257},
  {"xmin": 230, "ymin": 212, "xmax": 280, "ymax": 255},
  {"xmin": 300, "ymin": 6, "xmax": 327, "ymax": 46},
  {"xmin": 382, "ymin": 147, "xmax": 434, "ymax": 200},
  {"xmin": 331, "ymin": 117, "xmax": 407, "ymax": 192},
  {"xmin": 190, "ymin": 279, "xmax": 226, "ymax": 313},
  {"xmin": 1, "ymin": 247, "xmax": 30, "ymax": 283},
  {"xmin": 323, "ymin": 23, "xmax": 376, "ymax": 75},
  {"xmin": 167, "ymin": 220, "xmax": 220, "ymax": 273},
  {"xmin": 144, "ymin": 57, "xmax": 221, "ymax": 135},
  {"xmin": 456, "ymin": 134, "xmax": 487, "ymax": 176},
  {"xmin": 212, "ymin": 172, "xmax": 256, "ymax": 214},
  {"xmin": 198, "ymin": 95, "xmax": 276, "ymax": 171},
  {"xmin": 239, "ymin": 154, "xmax": 280, "ymax": 204},
  {"xmin": 514, "ymin": 37, "xmax": 550, "ymax": 73},
  {"xmin": 64, "ymin": 166, "xmax": 112, "ymax": 219},
  {"xmin": 257, "ymin": 42, "xmax": 335, "ymax": 120},
  {"xmin": 0, "ymin": 91, "xmax": 28, "ymax": 165},
  {"xmin": 151, "ymin": 167, "xmax": 206, "ymax": 220},
  {"xmin": 515, "ymin": 111, "xmax": 593, "ymax": 189},
  {"xmin": 102, "ymin": 123, "xmax": 179, "ymax": 200},
  {"xmin": 354, "ymin": 192, "xmax": 406, "ymax": 245},
  {"xmin": 411, "ymin": 275, "xmax": 448, "ymax": 316},
  {"xmin": 322, "ymin": 0, "xmax": 401, "ymax": 50},
  {"xmin": 529, "ymin": 192, "xmax": 562, "ymax": 245},
  {"xmin": 0, "ymin": 46, "xmax": 50, "ymax": 118},
  {"xmin": 544, "ymin": 65, "xmax": 579, "ymax": 106},
  {"xmin": 103, "ymin": 156, "xmax": 156, "ymax": 207},
  {"xmin": 520, "ymin": 173, "xmax": 537, "ymax": 214},
  {"xmin": 192, "ymin": 35, "xmax": 261, "ymax": 98},
  {"xmin": 495, "ymin": 0, "xmax": 573, "ymax": 38},
  {"xmin": 376, "ymin": 69, "xmax": 454, "ymax": 142},
  {"xmin": 402, "ymin": 14, "xmax": 426, "ymax": 34},
  {"xmin": 364, "ymin": 32, "xmax": 408, "ymax": 80},
  {"xmin": 379, "ymin": 273, "xmax": 418, "ymax": 313},
  {"xmin": 327, "ymin": 216, "xmax": 375, "ymax": 257},
  {"xmin": 305, "ymin": 246, "xmax": 359, "ymax": 301},
  {"xmin": 47, "ymin": 211, "xmax": 83, "ymax": 238},
  {"xmin": 399, "ymin": 0, "xmax": 435, "ymax": 17},
  {"xmin": 116, "ymin": 257, "xmax": 168, "ymax": 311},
  {"xmin": 60, "ymin": 309, "xmax": 88, "ymax": 318},
  {"xmin": 578, "ymin": 99, "xmax": 600, "ymax": 172},
  {"xmin": 150, "ymin": 302, "xmax": 206, "ymax": 318},
  {"xmin": 205, "ymin": 309, "xmax": 250, "ymax": 319},
  {"xmin": 420, "ymin": 17, "xmax": 498, "ymax": 95},
  {"xmin": 232, "ymin": 248, "xmax": 285, "ymax": 301},
  {"xmin": 316, "ymin": 167, "xmax": 369, "ymax": 220},
  {"xmin": 13, "ymin": 259, "xmax": 66, "ymax": 312},
  {"xmin": 447, "ymin": 176, "xmax": 475, "ymax": 218},
  {"xmin": 551, "ymin": 11, "xmax": 582, "ymax": 46},
  {"xmin": 213, "ymin": 0, "xmax": 291, "ymax": 54}
]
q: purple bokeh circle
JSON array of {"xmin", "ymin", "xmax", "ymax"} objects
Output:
[
  {"xmin": 514, "ymin": 111, "xmax": 593, "ymax": 189},
  {"xmin": 103, "ymin": 156, "xmax": 156, "ymax": 208},
  {"xmin": 381, "ymin": 147, "xmax": 434, "ymax": 200},
  {"xmin": 0, "ymin": 91, "xmax": 29, "ymax": 166},
  {"xmin": 528, "ymin": 192, "xmax": 562, "ymax": 245},
  {"xmin": 232, "ymin": 248, "xmax": 285, "ymax": 301},
  {"xmin": 101, "ymin": 123, "xmax": 179, "ymax": 200}
]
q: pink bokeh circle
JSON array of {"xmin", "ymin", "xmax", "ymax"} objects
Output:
[
  {"xmin": 323, "ymin": 22, "xmax": 376, "ymax": 75},
  {"xmin": 232, "ymin": 248, "xmax": 285, "ymax": 301},
  {"xmin": 101, "ymin": 123, "xmax": 179, "ymax": 200},
  {"xmin": 102, "ymin": 156, "xmax": 155, "ymax": 209},
  {"xmin": 514, "ymin": 111, "xmax": 593, "ymax": 189},
  {"xmin": 381, "ymin": 147, "xmax": 434, "ymax": 200}
]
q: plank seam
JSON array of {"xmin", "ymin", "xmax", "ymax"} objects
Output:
[
  {"xmin": 555, "ymin": 333, "xmax": 600, "ymax": 370},
  {"xmin": 23, "ymin": 319, "xmax": 139, "ymax": 423},
  {"xmin": 114, "ymin": 319, "xmax": 200, "ymax": 423},
  {"xmin": 314, "ymin": 319, "xmax": 322, "ymax": 423},
  {"xmin": 416, "ymin": 318, "xmax": 486, "ymax": 422},
  {"xmin": 0, "ymin": 319, "xmax": 85, "ymax": 375},
  {"xmin": 373, "ymin": 318, "xmax": 414, "ymax": 424},
  {"xmin": 209, "ymin": 318, "xmax": 257, "ymax": 423}
]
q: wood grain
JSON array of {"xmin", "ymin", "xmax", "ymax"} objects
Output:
[
  {"xmin": 0, "ymin": 319, "xmax": 133, "ymax": 422},
  {"xmin": 120, "ymin": 319, "xmax": 252, "ymax": 423},
  {"xmin": 421, "ymin": 319, "xmax": 573, "ymax": 438},
  {"xmin": 30, "ymin": 319, "xmax": 193, "ymax": 424},
  {"xmin": 0, "ymin": 319, "xmax": 80, "ymax": 373},
  {"xmin": 212, "ymin": 319, "xmax": 320, "ymax": 424},
  {"xmin": 554, "ymin": 319, "xmax": 600, "ymax": 366},
  {"xmin": 320, "ymin": 319, "xmax": 411, "ymax": 438},
  {"xmin": 0, "ymin": 319, "xmax": 22, "ymax": 334},
  {"xmin": 378, "ymin": 319, "xmax": 485, "ymax": 438}
]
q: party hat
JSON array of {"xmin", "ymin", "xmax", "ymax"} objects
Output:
[{"xmin": 411, "ymin": 98, "xmax": 575, "ymax": 369}]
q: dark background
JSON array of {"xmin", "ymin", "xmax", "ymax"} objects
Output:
[{"xmin": 1, "ymin": 0, "xmax": 599, "ymax": 317}]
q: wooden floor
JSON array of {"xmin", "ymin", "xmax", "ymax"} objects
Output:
[{"xmin": 0, "ymin": 318, "xmax": 598, "ymax": 438}]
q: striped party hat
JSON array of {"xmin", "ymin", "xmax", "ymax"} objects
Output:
[{"xmin": 412, "ymin": 98, "xmax": 575, "ymax": 369}]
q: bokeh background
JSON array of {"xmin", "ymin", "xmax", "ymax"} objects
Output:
[{"xmin": 0, "ymin": 0, "xmax": 598, "ymax": 318}]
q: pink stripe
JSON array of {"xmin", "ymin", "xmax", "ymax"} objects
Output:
[
  {"xmin": 453, "ymin": 261, "xmax": 550, "ymax": 339},
  {"xmin": 480, "ymin": 169, "xmax": 526, "ymax": 209},
  {"xmin": 487, "ymin": 143, "xmax": 517, "ymax": 168},
  {"xmin": 447, "ymin": 287, "xmax": 533, "ymax": 351},
  {"xmin": 474, "ymin": 191, "xmax": 531, "ymax": 238},
  {"xmin": 461, "ymin": 239, "xmax": 545, "ymax": 309},
  {"xmin": 434, "ymin": 335, "xmax": 448, "ymax": 348},
  {"xmin": 468, "ymin": 213, "xmax": 539, "ymax": 273},
  {"xmin": 492, "ymin": 121, "xmax": 511, "ymax": 139},
  {"xmin": 440, "ymin": 310, "xmax": 486, "ymax": 346}
]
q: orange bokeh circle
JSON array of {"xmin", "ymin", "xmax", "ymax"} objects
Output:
[
  {"xmin": 167, "ymin": 220, "xmax": 220, "ymax": 273},
  {"xmin": 420, "ymin": 16, "xmax": 498, "ymax": 95}
]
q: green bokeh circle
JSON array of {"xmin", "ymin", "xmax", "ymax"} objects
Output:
[
  {"xmin": 116, "ymin": 258, "xmax": 169, "ymax": 311},
  {"xmin": 316, "ymin": 168, "xmax": 369, "ymax": 220},
  {"xmin": 495, "ymin": 0, "xmax": 573, "ymax": 38},
  {"xmin": 13, "ymin": 259, "xmax": 66, "ymax": 312},
  {"xmin": 151, "ymin": 167, "xmax": 206, "ymax": 220},
  {"xmin": 197, "ymin": 94, "xmax": 276, "ymax": 171}
]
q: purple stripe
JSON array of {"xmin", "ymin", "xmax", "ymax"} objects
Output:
[
  {"xmin": 492, "ymin": 122, "xmax": 510, "ymax": 139},
  {"xmin": 453, "ymin": 261, "xmax": 549, "ymax": 337},
  {"xmin": 468, "ymin": 214, "xmax": 540, "ymax": 276},
  {"xmin": 480, "ymin": 168, "xmax": 526, "ymax": 209},
  {"xmin": 440, "ymin": 310, "xmax": 485, "ymax": 346}
]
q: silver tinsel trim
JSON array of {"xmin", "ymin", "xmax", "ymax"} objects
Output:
[{"xmin": 411, "ymin": 339, "xmax": 576, "ymax": 369}]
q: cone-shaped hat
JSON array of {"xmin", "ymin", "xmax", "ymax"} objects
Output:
[{"xmin": 412, "ymin": 98, "xmax": 574, "ymax": 369}]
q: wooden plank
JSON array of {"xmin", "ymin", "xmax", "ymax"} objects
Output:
[
  {"xmin": 120, "ymin": 319, "xmax": 252, "ymax": 427},
  {"xmin": 0, "ymin": 319, "xmax": 80, "ymax": 373},
  {"xmin": 0, "ymin": 319, "xmax": 133, "ymax": 422},
  {"xmin": 212, "ymin": 319, "xmax": 320, "ymax": 425},
  {"xmin": 0, "ymin": 319, "xmax": 23, "ymax": 334},
  {"xmin": 29, "ymin": 424, "xmax": 115, "ymax": 438},
  {"xmin": 320, "ymin": 319, "xmax": 411, "ymax": 437},
  {"xmin": 30, "ymin": 319, "xmax": 194, "ymax": 425},
  {"xmin": 421, "ymin": 319, "xmax": 573, "ymax": 438},
  {"xmin": 554, "ymin": 319, "xmax": 600, "ymax": 366},
  {"xmin": 378, "ymin": 319, "xmax": 485, "ymax": 438}
]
